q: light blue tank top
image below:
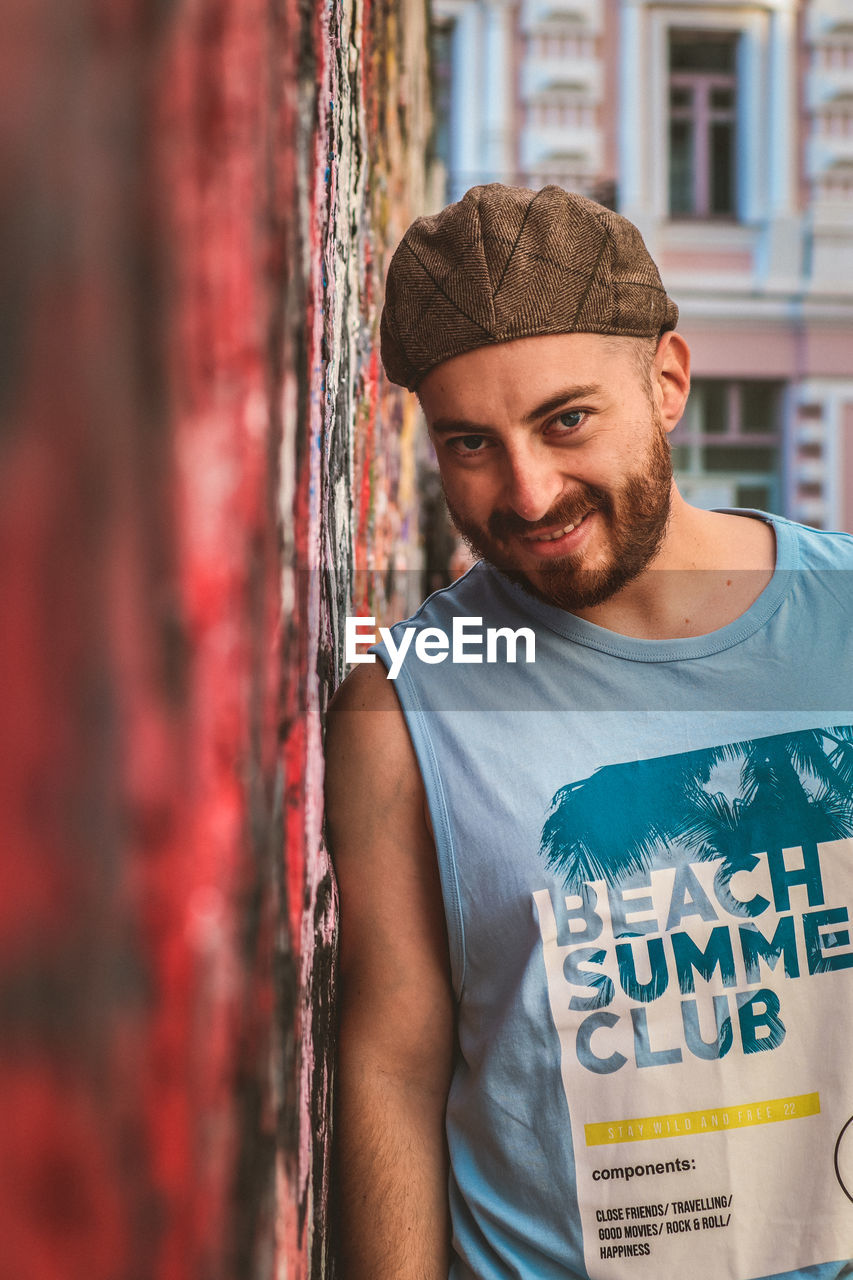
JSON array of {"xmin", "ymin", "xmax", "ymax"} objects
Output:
[{"xmin": 374, "ymin": 513, "xmax": 853, "ymax": 1280}]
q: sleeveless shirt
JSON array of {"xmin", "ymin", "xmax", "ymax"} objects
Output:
[{"xmin": 373, "ymin": 513, "xmax": 853, "ymax": 1280}]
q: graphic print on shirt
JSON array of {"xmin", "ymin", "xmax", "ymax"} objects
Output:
[{"xmin": 532, "ymin": 725, "xmax": 853, "ymax": 1280}]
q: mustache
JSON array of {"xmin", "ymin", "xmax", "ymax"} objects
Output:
[{"xmin": 486, "ymin": 485, "xmax": 610, "ymax": 541}]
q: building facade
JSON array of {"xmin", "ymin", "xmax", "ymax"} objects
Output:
[{"xmin": 431, "ymin": 0, "xmax": 853, "ymax": 531}]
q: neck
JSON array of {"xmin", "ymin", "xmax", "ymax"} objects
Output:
[{"xmin": 568, "ymin": 495, "xmax": 777, "ymax": 640}]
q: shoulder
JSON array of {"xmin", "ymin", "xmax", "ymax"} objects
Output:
[
  {"xmin": 325, "ymin": 663, "xmax": 428, "ymax": 839},
  {"xmin": 325, "ymin": 662, "xmax": 417, "ymax": 793},
  {"xmin": 770, "ymin": 514, "xmax": 853, "ymax": 571},
  {"xmin": 325, "ymin": 663, "xmax": 450, "ymax": 1013},
  {"xmin": 327, "ymin": 658, "xmax": 404, "ymax": 718}
]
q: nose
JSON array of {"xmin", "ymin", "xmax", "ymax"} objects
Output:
[{"xmin": 503, "ymin": 443, "xmax": 564, "ymax": 524}]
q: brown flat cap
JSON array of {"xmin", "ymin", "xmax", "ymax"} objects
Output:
[{"xmin": 380, "ymin": 184, "xmax": 678, "ymax": 390}]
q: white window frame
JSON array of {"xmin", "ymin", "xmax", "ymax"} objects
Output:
[
  {"xmin": 671, "ymin": 377, "xmax": 784, "ymax": 516},
  {"xmin": 668, "ymin": 37, "xmax": 740, "ymax": 218},
  {"xmin": 619, "ymin": 0, "xmax": 798, "ymax": 227}
]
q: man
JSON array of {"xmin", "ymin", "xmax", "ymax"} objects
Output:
[{"xmin": 325, "ymin": 185, "xmax": 853, "ymax": 1280}]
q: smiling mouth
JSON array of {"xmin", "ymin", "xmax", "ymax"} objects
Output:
[{"xmin": 521, "ymin": 510, "xmax": 592, "ymax": 542}]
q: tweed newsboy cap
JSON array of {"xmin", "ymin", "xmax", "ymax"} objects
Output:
[{"xmin": 380, "ymin": 184, "xmax": 679, "ymax": 390}]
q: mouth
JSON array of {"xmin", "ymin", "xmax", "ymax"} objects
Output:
[
  {"xmin": 522, "ymin": 514, "xmax": 586, "ymax": 543},
  {"xmin": 518, "ymin": 509, "xmax": 594, "ymax": 553}
]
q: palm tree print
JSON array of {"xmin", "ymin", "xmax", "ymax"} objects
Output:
[{"xmin": 540, "ymin": 726, "xmax": 853, "ymax": 896}]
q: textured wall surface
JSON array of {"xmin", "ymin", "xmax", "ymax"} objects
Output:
[{"xmin": 0, "ymin": 0, "xmax": 429, "ymax": 1276}]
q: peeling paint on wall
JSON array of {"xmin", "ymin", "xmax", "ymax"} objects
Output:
[{"xmin": 0, "ymin": 0, "xmax": 430, "ymax": 1275}]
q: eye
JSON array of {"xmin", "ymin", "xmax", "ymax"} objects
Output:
[
  {"xmin": 550, "ymin": 409, "xmax": 586, "ymax": 433},
  {"xmin": 448, "ymin": 434, "xmax": 489, "ymax": 455}
]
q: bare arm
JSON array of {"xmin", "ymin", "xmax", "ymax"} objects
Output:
[{"xmin": 325, "ymin": 662, "xmax": 455, "ymax": 1279}]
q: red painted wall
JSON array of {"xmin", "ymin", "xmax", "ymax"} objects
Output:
[{"xmin": 0, "ymin": 1, "xmax": 430, "ymax": 1275}]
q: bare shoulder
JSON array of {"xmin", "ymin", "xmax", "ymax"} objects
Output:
[
  {"xmin": 325, "ymin": 659, "xmax": 433, "ymax": 890},
  {"xmin": 326, "ymin": 657, "xmax": 407, "ymax": 718},
  {"xmin": 325, "ymin": 661, "xmax": 452, "ymax": 1077},
  {"xmin": 325, "ymin": 660, "xmax": 422, "ymax": 807}
]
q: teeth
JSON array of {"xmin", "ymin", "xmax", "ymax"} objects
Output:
[{"xmin": 530, "ymin": 520, "xmax": 577, "ymax": 542}]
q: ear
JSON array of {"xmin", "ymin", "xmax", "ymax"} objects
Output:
[{"xmin": 652, "ymin": 332, "xmax": 691, "ymax": 434}]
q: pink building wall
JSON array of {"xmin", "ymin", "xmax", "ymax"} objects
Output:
[{"xmin": 681, "ymin": 326, "xmax": 853, "ymax": 381}]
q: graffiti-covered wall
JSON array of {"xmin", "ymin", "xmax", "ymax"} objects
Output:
[{"xmin": 0, "ymin": 0, "xmax": 430, "ymax": 1276}]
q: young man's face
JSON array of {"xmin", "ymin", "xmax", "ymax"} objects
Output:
[{"xmin": 418, "ymin": 331, "xmax": 681, "ymax": 612}]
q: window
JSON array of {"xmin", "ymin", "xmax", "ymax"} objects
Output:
[
  {"xmin": 670, "ymin": 380, "xmax": 782, "ymax": 513},
  {"xmin": 525, "ymin": 85, "xmax": 595, "ymax": 131},
  {"xmin": 818, "ymin": 163, "xmax": 853, "ymax": 203},
  {"xmin": 430, "ymin": 18, "xmax": 454, "ymax": 179},
  {"xmin": 669, "ymin": 31, "xmax": 739, "ymax": 218},
  {"xmin": 529, "ymin": 31, "xmax": 595, "ymax": 61}
]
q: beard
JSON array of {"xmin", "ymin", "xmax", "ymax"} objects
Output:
[{"xmin": 444, "ymin": 416, "xmax": 674, "ymax": 612}]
